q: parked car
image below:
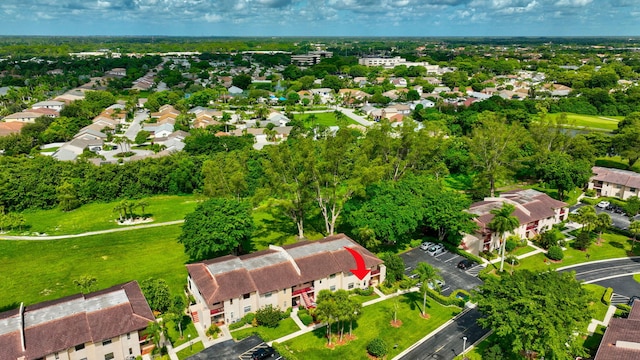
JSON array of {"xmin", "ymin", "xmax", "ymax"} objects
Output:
[
  {"xmin": 252, "ymin": 347, "xmax": 275, "ymax": 360},
  {"xmin": 427, "ymin": 244, "xmax": 445, "ymax": 256},
  {"xmin": 427, "ymin": 279, "xmax": 445, "ymax": 290},
  {"xmin": 597, "ymin": 201, "xmax": 610, "ymax": 209},
  {"xmin": 420, "ymin": 241, "xmax": 434, "ymax": 251},
  {"xmin": 457, "ymin": 259, "xmax": 476, "ymax": 270}
]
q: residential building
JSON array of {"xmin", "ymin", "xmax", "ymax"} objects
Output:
[
  {"xmin": 465, "ymin": 189, "xmax": 568, "ymax": 254},
  {"xmin": 358, "ymin": 57, "xmax": 439, "ymax": 72},
  {"xmin": 186, "ymin": 234, "xmax": 385, "ymax": 330},
  {"xmin": 0, "ymin": 121, "xmax": 25, "ymax": 137},
  {"xmin": 31, "ymin": 100, "xmax": 65, "ymax": 111},
  {"xmin": 595, "ymin": 301, "xmax": 640, "ymax": 359},
  {"xmin": 589, "ymin": 166, "xmax": 640, "ymax": 200},
  {"xmin": 0, "ymin": 281, "xmax": 155, "ymax": 360},
  {"xmin": 291, "ymin": 51, "xmax": 333, "ymax": 66}
]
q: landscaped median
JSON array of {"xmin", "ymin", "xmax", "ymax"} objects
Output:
[{"xmin": 273, "ymin": 292, "xmax": 461, "ymax": 360}]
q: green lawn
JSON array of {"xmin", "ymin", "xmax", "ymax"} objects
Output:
[
  {"xmin": 444, "ymin": 173, "xmax": 475, "ymax": 191},
  {"xmin": 548, "ymin": 113, "xmax": 621, "ymax": 131},
  {"xmin": 583, "ymin": 284, "xmax": 610, "ymax": 322},
  {"xmin": 165, "ymin": 316, "xmax": 200, "ymax": 347},
  {"xmin": 350, "ymin": 292, "xmax": 380, "ymax": 305},
  {"xmin": 0, "ymin": 224, "xmax": 187, "ymax": 309},
  {"xmin": 279, "ymin": 293, "xmax": 461, "ymax": 360},
  {"xmin": 176, "ymin": 341, "xmax": 204, "ymax": 360},
  {"xmin": 453, "ymin": 333, "xmax": 497, "ymax": 360},
  {"xmin": 512, "ymin": 232, "xmax": 639, "ymax": 273},
  {"xmin": 582, "ymin": 324, "xmax": 607, "ymax": 358},
  {"xmin": 11, "ymin": 194, "xmax": 200, "ymax": 236},
  {"xmin": 293, "ymin": 112, "xmax": 359, "ymax": 128},
  {"xmin": 231, "ymin": 317, "xmax": 300, "ymax": 341},
  {"xmin": 509, "ymin": 245, "xmax": 537, "ymax": 257}
]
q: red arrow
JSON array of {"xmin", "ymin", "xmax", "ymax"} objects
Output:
[{"xmin": 344, "ymin": 246, "xmax": 371, "ymax": 280}]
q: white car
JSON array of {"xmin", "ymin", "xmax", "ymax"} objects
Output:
[
  {"xmin": 427, "ymin": 244, "xmax": 445, "ymax": 256},
  {"xmin": 420, "ymin": 241, "xmax": 434, "ymax": 251},
  {"xmin": 597, "ymin": 201, "xmax": 610, "ymax": 209},
  {"xmin": 427, "ymin": 279, "xmax": 445, "ymax": 290}
]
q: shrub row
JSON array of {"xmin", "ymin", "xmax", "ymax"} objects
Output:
[
  {"xmin": 602, "ymin": 287, "xmax": 614, "ymax": 305},
  {"xmin": 352, "ymin": 287, "xmax": 374, "ymax": 296},
  {"xmin": 228, "ymin": 312, "xmax": 258, "ymax": 330},
  {"xmin": 425, "ymin": 288, "xmax": 466, "ymax": 307}
]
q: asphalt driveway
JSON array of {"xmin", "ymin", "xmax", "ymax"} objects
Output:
[
  {"xmin": 400, "ymin": 248, "xmax": 483, "ymax": 296},
  {"xmin": 186, "ymin": 335, "xmax": 281, "ymax": 360}
]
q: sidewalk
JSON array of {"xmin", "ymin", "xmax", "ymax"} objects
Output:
[{"xmin": 587, "ymin": 305, "xmax": 617, "ymax": 333}]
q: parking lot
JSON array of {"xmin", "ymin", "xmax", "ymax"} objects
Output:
[
  {"xmin": 571, "ymin": 202, "xmax": 639, "ymax": 231},
  {"xmin": 400, "ymin": 245, "xmax": 483, "ymax": 296},
  {"xmin": 186, "ymin": 335, "xmax": 281, "ymax": 360}
]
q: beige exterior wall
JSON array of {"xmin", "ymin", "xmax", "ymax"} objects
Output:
[
  {"xmin": 589, "ymin": 180, "xmax": 639, "ymax": 200},
  {"xmin": 44, "ymin": 332, "xmax": 141, "ymax": 360}
]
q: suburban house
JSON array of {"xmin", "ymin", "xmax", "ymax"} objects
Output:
[
  {"xmin": 3, "ymin": 111, "xmax": 44, "ymax": 123},
  {"xmin": 595, "ymin": 301, "xmax": 640, "ymax": 359},
  {"xmin": 588, "ymin": 166, "xmax": 640, "ymax": 200},
  {"xmin": 0, "ymin": 121, "xmax": 24, "ymax": 137},
  {"xmin": 186, "ymin": 234, "xmax": 385, "ymax": 330},
  {"xmin": 31, "ymin": 100, "xmax": 65, "ymax": 111},
  {"xmin": 465, "ymin": 189, "xmax": 568, "ymax": 254},
  {"xmin": 0, "ymin": 281, "xmax": 156, "ymax": 360}
]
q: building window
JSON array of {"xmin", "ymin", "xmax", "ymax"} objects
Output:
[
  {"xmin": 55, "ymin": 353, "xmax": 59, "ymax": 360},
  {"xmin": 329, "ymin": 274, "xmax": 336, "ymax": 279},
  {"xmin": 129, "ymin": 348, "xmax": 133, "ymax": 355},
  {"xmin": 244, "ymin": 306, "xmax": 251, "ymax": 313},
  {"xmin": 127, "ymin": 333, "xmax": 131, "ymax": 340},
  {"xmin": 330, "ymin": 285, "xmax": 336, "ymax": 291},
  {"xmin": 632, "ymin": 188, "xmax": 637, "ymax": 193},
  {"xmin": 348, "ymin": 283, "xmax": 354, "ymax": 290},
  {"xmin": 230, "ymin": 312, "xmax": 234, "ymax": 319},
  {"xmin": 243, "ymin": 293, "xmax": 250, "ymax": 299},
  {"xmin": 230, "ymin": 299, "xmax": 233, "ymax": 305},
  {"xmin": 102, "ymin": 339, "xmax": 112, "ymax": 346},
  {"xmin": 264, "ymin": 292, "xmax": 272, "ymax": 298},
  {"xmin": 75, "ymin": 344, "xmax": 85, "ymax": 351},
  {"xmin": 105, "ymin": 353, "xmax": 114, "ymax": 360}
]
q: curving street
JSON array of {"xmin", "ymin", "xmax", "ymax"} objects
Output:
[{"xmin": 558, "ymin": 257, "xmax": 640, "ymax": 283}]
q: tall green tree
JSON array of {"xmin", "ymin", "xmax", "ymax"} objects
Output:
[
  {"xmin": 412, "ymin": 262, "xmax": 442, "ymax": 318},
  {"xmin": 487, "ymin": 203, "xmax": 520, "ymax": 272},
  {"xmin": 594, "ymin": 212, "xmax": 612, "ymax": 244},
  {"xmin": 421, "ymin": 189, "xmax": 477, "ymax": 245},
  {"xmin": 202, "ymin": 151, "xmax": 248, "ymax": 200},
  {"xmin": 262, "ymin": 137, "xmax": 316, "ymax": 239},
  {"xmin": 468, "ymin": 112, "xmax": 525, "ymax": 197},
  {"xmin": 614, "ymin": 125, "xmax": 640, "ymax": 167},
  {"xmin": 315, "ymin": 289, "xmax": 338, "ymax": 345},
  {"xmin": 630, "ymin": 220, "xmax": 640, "ymax": 251},
  {"xmin": 140, "ymin": 277, "xmax": 172, "ymax": 313},
  {"xmin": 535, "ymin": 152, "xmax": 592, "ymax": 200},
  {"xmin": 476, "ymin": 270, "xmax": 592, "ymax": 360},
  {"xmin": 570, "ymin": 206, "xmax": 597, "ymax": 234},
  {"xmin": 57, "ymin": 181, "xmax": 80, "ymax": 212},
  {"xmin": 178, "ymin": 198, "xmax": 254, "ymax": 261}
]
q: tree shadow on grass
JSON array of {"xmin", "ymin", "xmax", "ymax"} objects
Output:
[
  {"xmin": 251, "ymin": 207, "xmax": 298, "ymax": 251},
  {"xmin": 400, "ymin": 291, "xmax": 433, "ymax": 315},
  {"xmin": 0, "ymin": 302, "xmax": 20, "ymax": 312}
]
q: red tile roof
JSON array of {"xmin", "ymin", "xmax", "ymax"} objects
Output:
[
  {"xmin": 0, "ymin": 281, "xmax": 155, "ymax": 360},
  {"xmin": 469, "ymin": 189, "xmax": 567, "ymax": 227},
  {"xmin": 187, "ymin": 234, "xmax": 383, "ymax": 305},
  {"xmin": 592, "ymin": 166, "xmax": 640, "ymax": 189},
  {"xmin": 595, "ymin": 302, "xmax": 640, "ymax": 360}
]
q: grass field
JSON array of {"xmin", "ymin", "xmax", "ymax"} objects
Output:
[
  {"xmin": 505, "ymin": 232, "xmax": 639, "ymax": 273},
  {"xmin": 11, "ymin": 194, "xmax": 200, "ymax": 236},
  {"xmin": 548, "ymin": 113, "xmax": 621, "ymax": 131},
  {"xmin": 0, "ymin": 224, "xmax": 187, "ymax": 309},
  {"xmin": 583, "ymin": 284, "xmax": 610, "ymax": 322},
  {"xmin": 509, "ymin": 245, "xmax": 536, "ymax": 257},
  {"xmin": 279, "ymin": 292, "xmax": 460, "ymax": 360},
  {"xmin": 176, "ymin": 341, "xmax": 204, "ymax": 360},
  {"xmin": 231, "ymin": 317, "xmax": 300, "ymax": 341},
  {"xmin": 293, "ymin": 112, "xmax": 359, "ymax": 128}
]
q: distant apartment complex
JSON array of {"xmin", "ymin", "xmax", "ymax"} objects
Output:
[
  {"xmin": 358, "ymin": 56, "xmax": 439, "ymax": 72},
  {"xmin": 466, "ymin": 189, "xmax": 568, "ymax": 253},
  {"xmin": 588, "ymin": 166, "xmax": 640, "ymax": 200},
  {"xmin": 0, "ymin": 281, "xmax": 155, "ymax": 360},
  {"xmin": 291, "ymin": 51, "xmax": 333, "ymax": 66},
  {"xmin": 186, "ymin": 235, "xmax": 385, "ymax": 330}
]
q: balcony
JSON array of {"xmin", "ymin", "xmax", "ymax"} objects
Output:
[
  {"xmin": 292, "ymin": 287, "xmax": 313, "ymax": 296},
  {"xmin": 210, "ymin": 307, "xmax": 224, "ymax": 315},
  {"xmin": 371, "ymin": 269, "xmax": 381, "ymax": 276},
  {"xmin": 526, "ymin": 222, "xmax": 538, "ymax": 231}
]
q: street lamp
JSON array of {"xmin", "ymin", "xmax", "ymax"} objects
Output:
[
  {"xmin": 188, "ymin": 334, "xmax": 192, "ymax": 350},
  {"xmin": 462, "ymin": 336, "xmax": 468, "ymax": 354}
]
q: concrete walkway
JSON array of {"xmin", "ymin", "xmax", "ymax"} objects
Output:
[
  {"xmin": 290, "ymin": 307, "xmax": 307, "ymax": 330},
  {"xmin": 587, "ymin": 305, "xmax": 617, "ymax": 334},
  {"xmin": 167, "ymin": 323, "xmax": 233, "ymax": 360},
  {"xmin": 337, "ymin": 106, "xmax": 374, "ymax": 127},
  {"xmin": 0, "ymin": 220, "xmax": 184, "ymax": 240}
]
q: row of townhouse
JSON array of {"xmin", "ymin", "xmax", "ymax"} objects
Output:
[
  {"xmin": 465, "ymin": 189, "xmax": 569, "ymax": 254},
  {"xmin": 588, "ymin": 166, "xmax": 640, "ymax": 200},
  {"xmin": 0, "ymin": 281, "xmax": 155, "ymax": 360},
  {"xmin": 186, "ymin": 235, "xmax": 386, "ymax": 330}
]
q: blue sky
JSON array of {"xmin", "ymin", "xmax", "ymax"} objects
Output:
[{"xmin": 0, "ymin": 0, "xmax": 638, "ymax": 37}]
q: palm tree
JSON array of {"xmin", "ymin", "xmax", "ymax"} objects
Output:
[
  {"xmin": 136, "ymin": 199, "xmax": 150, "ymax": 218},
  {"xmin": 594, "ymin": 212, "xmax": 612, "ymax": 244},
  {"xmin": 630, "ymin": 220, "xmax": 640, "ymax": 251},
  {"xmin": 113, "ymin": 203, "xmax": 124, "ymax": 222},
  {"xmin": 220, "ymin": 112, "xmax": 232, "ymax": 132},
  {"xmin": 413, "ymin": 262, "xmax": 442, "ymax": 318},
  {"xmin": 487, "ymin": 203, "xmax": 520, "ymax": 273},
  {"xmin": 570, "ymin": 206, "xmax": 598, "ymax": 234}
]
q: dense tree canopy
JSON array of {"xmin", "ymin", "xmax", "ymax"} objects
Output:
[{"xmin": 476, "ymin": 270, "xmax": 592, "ymax": 360}]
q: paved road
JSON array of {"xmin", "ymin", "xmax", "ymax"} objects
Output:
[
  {"xmin": 124, "ymin": 110, "xmax": 149, "ymax": 140},
  {"xmin": 0, "ymin": 220, "xmax": 184, "ymax": 240},
  {"xmin": 186, "ymin": 335, "xmax": 281, "ymax": 360},
  {"xmin": 401, "ymin": 248, "xmax": 483, "ymax": 296},
  {"xmin": 398, "ymin": 308, "xmax": 488, "ymax": 360},
  {"xmin": 593, "ymin": 275, "xmax": 640, "ymax": 299},
  {"xmin": 558, "ymin": 257, "xmax": 640, "ymax": 283},
  {"xmin": 337, "ymin": 106, "xmax": 374, "ymax": 127}
]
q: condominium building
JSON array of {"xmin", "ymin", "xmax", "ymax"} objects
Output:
[
  {"xmin": 291, "ymin": 51, "xmax": 333, "ymax": 66},
  {"xmin": 588, "ymin": 166, "xmax": 640, "ymax": 200},
  {"xmin": 186, "ymin": 234, "xmax": 385, "ymax": 329},
  {"xmin": 0, "ymin": 281, "xmax": 156, "ymax": 360}
]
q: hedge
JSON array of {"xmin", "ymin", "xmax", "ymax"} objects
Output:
[
  {"xmin": 602, "ymin": 287, "xmax": 613, "ymax": 305},
  {"xmin": 425, "ymin": 288, "xmax": 465, "ymax": 307},
  {"xmin": 367, "ymin": 338, "xmax": 388, "ymax": 357},
  {"xmin": 547, "ymin": 246, "xmax": 564, "ymax": 260},
  {"xmin": 229, "ymin": 319, "xmax": 247, "ymax": 331},
  {"xmin": 272, "ymin": 342, "xmax": 301, "ymax": 360},
  {"xmin": 299, "ymin": 313, "xmax": 314, "ymax": 326}
]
